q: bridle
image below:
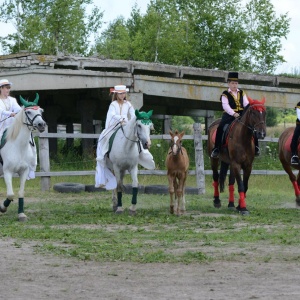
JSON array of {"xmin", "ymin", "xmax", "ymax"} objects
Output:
[
  {"xmin": 23, "ymin": 106, "xmax": 44, "ymax": 131},
  {"xmin": 168, "ymin": 139, "xmax": 183, "ymax": 156},
  {"xmin": 237, "ymin": 103, "xmax": 266, "ymax": 135}
]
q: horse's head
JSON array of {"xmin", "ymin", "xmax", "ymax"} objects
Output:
[
  {"xmin": 135, "ymin": 109, "xmax": 154, "ymax": 149},
  {"xmin": 246, "ymin": 96, "xmax": 267, "ymax": 140},
  {"xmin": 169, "ymin": 129, "xmax": 184, "ymax": 156},
  {"xmin": 20, "ymin": 94, "xmax": 47, "ymax": 133}
]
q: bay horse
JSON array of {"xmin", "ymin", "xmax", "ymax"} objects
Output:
[
  {"xmin": 278, "ymin": 127, "xmax": 300, "ymax": 207},
  {"xmin": 166, "ymin": 130, "xmax": 189, "ymax": 216},
  {"xmin": 106, "ymin": 109, "xmax": 155, "ymax": 215},
  {"xmin": 207, "ymin": 96, "xmax": 266, "ymax": 215},
  {"xmin": 0, "ymin": 94, "xmax": 46, "ymax": 221}
]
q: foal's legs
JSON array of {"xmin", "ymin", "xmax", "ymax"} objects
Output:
[
  {"xmin": 177, "ymin": 172, "xmax": 187, "ymax": 215},
  {"xmin": 167, "ymin": 174, "xmax": 175, "ymax": 214}
]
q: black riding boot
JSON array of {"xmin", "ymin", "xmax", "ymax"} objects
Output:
[{"xmin": 211, "ymin": 126, "xmax": 223, "ymax": 158}]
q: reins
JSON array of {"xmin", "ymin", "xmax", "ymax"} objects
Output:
[{"xmin": 236, "ymin": 103, "xmax": 265, "ymax": 135}]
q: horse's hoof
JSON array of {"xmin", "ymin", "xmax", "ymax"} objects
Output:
[
  {"xmin": 228, "ymin": 202, "xmax": 235, "ymax": 210},
  {"xmin": 213, "ymin": 200, "xmax": 221, "ymax": 208},
  {"xmin": 129, "ymin": 209, "xmax": 136, "ymax": 216},
  {"xmin": 18, "ymin": 213, "xmax": 27, "ymax": 222},
  {"xmin": 0, "ymin": 205, "xmax": 7, "ymax": 213},
  {"xmin": 112, "ymin": 205, "xmax": 118, "ymax": 212},
  {"xmin": 115, "ymin": 207, "xmax": 124, "ymax": 214},
  {"xmin": 236, "ymin": 206, "xmax": 250, "ymax": 216}
]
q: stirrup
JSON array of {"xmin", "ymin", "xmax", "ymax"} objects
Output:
[
  {"xmin": 211, "ymin": 148, "xmax": 220, "ymax": 158},
  {"xmin": 291, "ymin": 155, "xmax": 299, "ymax": 165}
]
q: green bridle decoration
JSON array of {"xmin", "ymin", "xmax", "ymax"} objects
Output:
[
  {"xmin": 19, "ymin": 93, "xmax": 39, "ymax": 107},
  {"xmin": 135, "ymin": 109, "xmax": 153, "ymax": 125}
]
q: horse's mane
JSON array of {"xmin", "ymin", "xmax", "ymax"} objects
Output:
[{"xmin": 6, "ymin": 108, "xmax": 24, "ymax": 141}]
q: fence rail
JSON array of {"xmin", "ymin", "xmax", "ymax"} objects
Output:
[{"xmin": 35, "ymin": 128, "xmax": 285, "ymax": 192}]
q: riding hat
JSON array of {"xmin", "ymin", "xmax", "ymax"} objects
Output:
[
  {"xmin": 110, "ymin": 85, "xmax": 129, "ymax": 93},
  {"xmin": 0, "ymin": 79, "xmax": 13, "ymax": 87},
  {"xmin": 227, "ymin": 72, "xmax": 238, "ymax": 82}
]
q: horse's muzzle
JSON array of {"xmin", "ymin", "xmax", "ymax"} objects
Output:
[{"xmin": 37, "ymin": 122, "xmax": 46, "ymax": 133}]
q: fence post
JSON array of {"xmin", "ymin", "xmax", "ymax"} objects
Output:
[
  {"xmin": 193, "ymin": 123, "xmax": 205, "ymax": 194},
  {"xmin": 39, "ymin": 126, "xmax": 51, "ymax": 191}
]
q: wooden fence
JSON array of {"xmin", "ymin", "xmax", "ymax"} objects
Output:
[{"xmin": 36, "ymin": 124, "xmax": 284, "ymax": 193}]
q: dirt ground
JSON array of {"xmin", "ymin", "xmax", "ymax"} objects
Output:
[{"xmin": 2, "ymin": 238, "xmax": 300, "ymax": 300}]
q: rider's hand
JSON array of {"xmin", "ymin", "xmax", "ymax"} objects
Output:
[
  {"xmin": 10, "ymin": 112, "xmax": 16, "ymax": 117},
  {"xmin": 233, "ymin": 113, "xmax": 239, "ymax": 118}
]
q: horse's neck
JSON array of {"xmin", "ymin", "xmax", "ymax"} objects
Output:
[
  {"xmin": 123, "ymin": 117, "xmax": 137, "ymax": 140},
  {"xmin": 8, "ymin": 112, "xmax": 31, "ymax": 146}
]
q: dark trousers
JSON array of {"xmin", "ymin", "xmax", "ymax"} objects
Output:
[
  {"xmin": 214, "ymin": 113, "xmax": 235, "ymax": 149},
  {"xmin": 291, "ymin": 124, "xmax": 300, "ymax": 155}
]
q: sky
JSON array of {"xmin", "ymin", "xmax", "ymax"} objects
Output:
[{"xmin": 0, "ymin": 0, "xmax": 299, "ymax": 74}]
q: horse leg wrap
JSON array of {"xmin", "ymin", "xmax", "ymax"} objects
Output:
[
  {"xmin": 292, "ymin": 181, "xmax": 300, "ymax": 196},
  {"xmin": 228, "ymin": 185, "xmax": 235, "ymax": 202},
  {"xmin": 238, "ymin": 192, "xmax": 246, "ymax": 208},
  {"xmin": 0, "ymin": 198, "xmax": 12, "ymax": 213},
  {"xmin": 18, "ymin": 198, "xmax": 24, "ymax": 214},
  {"xmin": 4, "ymin": 198, "xmax": 12, "ymax": 207},
  {"xmin": 117, "ymin": 192, "xmax": 122, "ymax": 207},
  {"xmin": 131, "ymin": 187, "xmax": 138, "ymax": 205},
  {"xmin": 212, "ymin": 181, "xmax": 219, "ymax": 197}
]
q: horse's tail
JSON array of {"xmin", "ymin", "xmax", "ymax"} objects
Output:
[{"xmin": 219, "ymin": 161, "xmax": 229, "ymax": 192}]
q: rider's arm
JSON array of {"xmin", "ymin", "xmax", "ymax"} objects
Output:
[{"xmin": 221, "ymin": 95, "xmax": 236, "ymax": 116}]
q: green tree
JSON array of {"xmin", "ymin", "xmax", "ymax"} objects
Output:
[
  {"xmin": 95, "ymin": 0, "xmax": 289, "ymax": 73},
  {"xmin": 0, "ymin": 0, "xmax": 103, "ymax": 55},
  {"xmin": 242, "ymin": 0, "xmax": 290, "ymax": 73}
]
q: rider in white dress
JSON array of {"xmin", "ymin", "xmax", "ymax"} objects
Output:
[
  {"xmin": 95, "ymin": 85, "xmax": 155, "ymax": 190},
  {"xmin": 95, "ymin": 85, "xmax": 135, "ymax": 189}
]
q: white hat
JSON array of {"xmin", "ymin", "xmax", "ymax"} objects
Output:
[
  {"xmin": 110, "ymin": 85, "xmax": 129, "ymax": 93},
  {"xmin": 0, "ymin": 79, "xmax": 13, "ymax": 87}
]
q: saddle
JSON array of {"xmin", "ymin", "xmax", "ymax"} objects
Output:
[{"xmin": 212, "ymin": 120, "xmax": 236, "ymax": 147}]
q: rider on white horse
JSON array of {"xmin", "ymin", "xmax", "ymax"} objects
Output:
[{"xmin": 95, "ymin": 85, "xmax": 154, "ymax": 190}]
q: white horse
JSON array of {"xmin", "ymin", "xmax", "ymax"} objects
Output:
[
  {"xmin": 106, "ymin": 109, "xmax": 154, "ymax": 215},
  {"xmin": 0, "ymin": 94, "xmax": 46, "ymax": 221}
]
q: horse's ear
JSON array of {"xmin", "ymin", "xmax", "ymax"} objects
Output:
[
  {"xmin": 248, "ymin": 96, "xmax": 254, "ymax": 105},
  {"xmin": 34, "ymin": 93, "xmax": 39, "ymax": 105},
  {"xmin": 147, "ymin": 110, "xmax": 153, "ymax": 118},
  {"xmin": 169, "ymin": 130, "xmax": 173, "ymax": 136},
  {"xmin": 180, "ymin": 131, "xmax": 185, "ymax": 138},
  {"xmin": 261, "ymin": 96, "xmax": 266, "ymax": 104}
]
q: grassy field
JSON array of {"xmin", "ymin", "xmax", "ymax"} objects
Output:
[{"xmin": 1, "ymin": 174, "xmax": 299, "ymax": 264}]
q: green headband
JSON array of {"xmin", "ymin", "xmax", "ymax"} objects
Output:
[
  {"xmin": 135, "ymin": 109, "xmax": 153, "ymax": 125},
  {"xmin": 19, "ymin": 93, "xmax": 39, "ymax": 107}
]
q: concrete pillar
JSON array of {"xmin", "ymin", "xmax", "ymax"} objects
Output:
[
  {"xmin": 66, "ymin": 121, "xmax": 74, "ymax": 149},
  {"xmin": 44, "ymin": 105, "xmax": 61, "ymax": 157},
  {"xmin": 164, "ymin": 115, "xmax": 171, "ymax": 133},
  {"xmin": 78, "ymin": 97, "xmax": 96, "ymax": 155},
  {"xmin": 128, "ymin": 92, "xmax": 143, "ymax": 110}
]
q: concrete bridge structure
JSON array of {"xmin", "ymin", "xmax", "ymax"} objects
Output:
[{"xmin": 1, "ymin": 52, "xmax": 300, "ymax": 153}]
